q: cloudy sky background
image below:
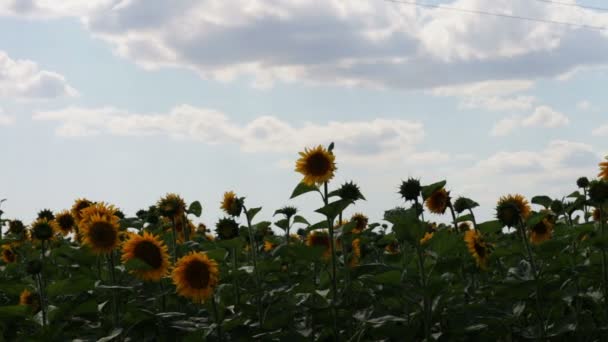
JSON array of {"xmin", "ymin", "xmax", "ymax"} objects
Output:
[{"xmin": 1, "ymin": 0, "xmax": 608, "ymax": 227}]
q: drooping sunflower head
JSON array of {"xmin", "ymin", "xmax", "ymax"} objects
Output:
[
  {"xmin": 172, "ymin": 252, "xmax": 219, "ymax": 303},
  {"xmin": 53, "ymin": 210, "xmax": 76, "ymax": 236},
  {"xmin": 599, "ymin": 158, "xmax": 608, "ymax": 181},
  {"xmin": 71, "ymin": 198, "xmax": 93, "ymax": 223},
  {"xmin": 496, "ymin": 194, "xmax": 531, "ymax": 227},
  {"xmin": 19, "ymin": 289, "xmax": 40, "ymax": 313},
  {"xmin": 399, "ymin": 178, "xmax": 421, "ymax": 201},
  {"xmin": 577, "ymin": 176, "xmax": 590, "ymax": 189},
  {"xmin": 220, "ymin": 191, "xmax": 243, "ymax": 217},
  {"xmin": 529, "ymin": 216, "xmax": 554, "ymax": 245},
  {"xmin": 350, "ymin": 213, "xmax": 368, "ymax": 234},
  {"xmin": 37, "ymin": 209, "xmax": 54, "ymax": 221},
  {"xmin": 157, "ymin": 193, "xmax": 187, "ymax": 218},
  {"xmin": 275, "ymin": 206, "xmax": 298, "ymax": 219},
  {"xmin": 79, "ymin": 203, "xmax": 121, "ymax": 254},
  {"xmin": 121, "ymin": 232, "xmax": 170, "ymax": 282},
  {"xmin": 1, "ymin": 245, "xmax": 16, "ymax": 264},
  {"xmin": 306, "ymin": 230, "xmax": 332, "ymax": 259},
  {"xmin": 31, "ymin": 218, "xmax": 55, "ymax": 241},
  {"xmin": 336, "ymin": 181, "xmax": 365, "ymax": 202},
  {"xmin": 8, "ymin": 220, "xmax": 25, "ymax": 235},
  {"xmin": 215, "ymin": 217, "xmax": 240, "ymax": 240},
  {"xmin": 425, "ymin": 188, "xmax": 450, "ymax": 215},
  {"xmin": 464, "ymin": 230, "xmax": 491, "ymax": 269},
  {"xmin": 295, "ymin": 145, "xmax": 337, "ymax": 186},
  {"xmin": 589, "ymin": 180, "xmax": 608, "ymax": 204}
]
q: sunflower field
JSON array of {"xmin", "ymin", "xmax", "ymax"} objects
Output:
[{"xmin": 3, "ymin": 144, "xmax": 608, "ymax": 341}]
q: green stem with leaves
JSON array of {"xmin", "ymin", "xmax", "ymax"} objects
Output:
[
  {"xmin": 211, "ymin": 295, "xmax": 224, "ymax": 342},
  {"xmin": 518, "ymin": 219, "xmax": 545, "ymax": 339},
  {"xmin": 323, "ymin": 182, "xmax": 340, "ymax": 341},
  {"xmin": 242, "ymin": 204, "xmax": 263, "ymax": 328}
]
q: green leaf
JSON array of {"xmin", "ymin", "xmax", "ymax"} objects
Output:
[
  {"xmin": 371, "ymin": 270, "xmax": 401, "ymax": 286},
  {"xmin": 290, "ymin": 182, "xmax": 319, "ymax": 199},
  {"xmin": 205, "ymin": 248, "xmax": 228, "ymax": 261},
  {"xmin": 531, "ymin": 196, "xmax": 553, "ymax": 208},
  {"xmin": 525, "ymin": 212, "xmax": 547, "ymax": 228},
  {"xmin": 293, "ymin": 215, "xmax": 310, "ymax": 225},
  {"xmin": 421, "ymin": 180, "xmax": 447, "ymax": 200},
  {"xmin": 47, "ymin": 277, "xmax": 94, "ymax": 298},
  {"xmin": 216, "ymin": 237, "xmax": 245, "ymax": 250},
  {"xmin": 307, "ymin": 220, "xmax": 328, "ymax": 231},
  {"xmin": 0, "ymin": 305, "xmax": 28, "ymax": 318},
  {"xmin": 246, "ymin": 207, "xmax": 262, "ymax": 221},
  {"xmin": 124, "ymin": 258, "xmax": 153, "ymax": 271},
  {"xmin": 315, "ymin": 199, "xmax": 351, "ymax": 220},
  {"xmin": 274, "ymin": 219, "xmax": 289, "ymax": 231},
  {"xmin": 187, "ymin": 201, "xmax": 202, "ymax": 217},
  {"xmin": 477, "ymin": 220, "xmax": 503, "ymax": 234},
  {"xmin": 98, "ymin": 328, "xmax": 123, "ymax": 342},
  {"xmin": 567, "ymin": 191, "xmax": 581, "ymax": 198},
  {"xmin": 456, "ymin": 214, "xmax": 474, "ymax": 223}
]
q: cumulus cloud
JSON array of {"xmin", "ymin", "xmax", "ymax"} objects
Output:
[
  {"xmin": 33, "ymin": 104, "xmax": 432, "ymax": 163},
  {"xmin": 0, "ymin": 51, "xmax": 78, "ymax": 99},
  {"xmin": 490, "ymin": 105, "xmax": 569, "ymax": 136},
  {"xmin": 2, "ymin": 0, "xmax": 608, "ymax": 90}
]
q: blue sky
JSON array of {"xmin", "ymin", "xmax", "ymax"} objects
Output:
[{"xmin": 1, "ymin": 0, "xmax": 608, "ymax": 228}]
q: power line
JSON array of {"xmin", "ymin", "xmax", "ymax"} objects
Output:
[
  {"xmin": 383, "ymin": 0, "xmax": 608, "ymax": 31},
  {"xmin": 532, "ymin": 0, "xmax": 608, "ymax": 12}
]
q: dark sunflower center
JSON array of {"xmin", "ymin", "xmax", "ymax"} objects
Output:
[
  {"xmin": 133, "ymin": 240, "xmax": 163, "ymax": 269},
  {"xmin": 474, "ymin": 241, "xmax": 487, "ymax": 258},
  {"xmin": 184, "ymin": 260, "xmax": 210, "ymax": 289},
  {"xmin": 533, "ymin": 222, "xmax": 548, "ymax": 235},
  {"xmin": 23, "ymin": 294, "xmax": 33, "ymax": 305},
  {"xmin": 311, "ymin": 235, "xmax": 330, "ymax": 248},
  {"xmin": 57, "ymin": 215, "xmax": 75, "ymax": 230},
  {"xmin": 4, "ymin": 250, "xmax": 14, "ymax": 259},
  {"xmin": 305, "ymin": 152, "xmax": 331, "ymax": 176},
  {"xmin": 89, "ymin": 221, "xmax": 118, "ymax": 248},
  {"xmin": 33, "ymin": 223, "xmax": 53, "ymax": 240}
]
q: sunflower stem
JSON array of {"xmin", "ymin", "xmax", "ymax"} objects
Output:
[
  {"xmin": 324, "ymin": 181, "xmax": 340, "ymax": 341},
  {"xmin": 231, "ymin": 248, "xmax": 240, "ymax": 310},
  {"xmin": 183, "ymin": 213, "xmax": 190, "ymax": 242},
  {"xmin": 517, "ymin": 219, "xmax": 545, "ymax": 340},
  {"xmin": 468, "ymin": 208, "xmax": 478, "ymax": 231},
  {"xmin": 242, "ymin": 204, "xmax": 263, "ymax": 328},
  {"xmin": 108, "ymin": 252, "xmax": 120, "ymax": 329},
  {"xmin": 211, "ymin": 295, "xmax": 224, "ymax": 342},
  {"xmin": 599, "ymin": 207, "xmax": 608, "ymax": 313},
  {"xmin": 584, "ymin": 189, "xmax": 589, "ymax": 223},
  {"xmin": 159, "ymin": 279, "xmax": 166, "ymax": 312},
  {"xmin": 170, "ymin": 217, "xmax": 179, "ymax": 264},
  {"xmin": 35, "ymin": 273, "xmax": 47, "ymax": 328},
  {"xmin": 415, "ymin": 244, "xmax": 431, "ymax": 341},
  {"xmin": 448, "ymin": 203, "xmax": 459, "ymax": 231}
]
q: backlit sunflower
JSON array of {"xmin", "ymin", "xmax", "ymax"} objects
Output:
[
  {"xmin": 215, "ymin": 217, "xmax": 240, "ymax": 240},
  {"xmin": 53, "ymin": 210, "xmax": 75, "ymax": 236},
  {"xmin": 306, "ymin": 230, "xmax": 332, "ymax": 260},
  {"xmin": 19, "ymin": 289, "xmax": 40, "ymax": 313},
  {"xmin": 529, "ymin": 217, "xmax": 554, "ymax": 245},
  {"xmin": 351, "ymin": 213, "xmax": 368, "ymax": 234},
  {"xmin": 263, "ymin": 240, "xmax": 276, "ymax": 252},
  {"xmin": 420, "ymin": 232, "xmax": 434, "ymax": 245},
  {"xmin": 220, "ymin": 191, "xmax": 243, "ymax": 217},
  {"xmin": 1, "ymin": 245, "xmax": 16, "ymax": 264},
  {"xmin": 295, "ymin": 145, "xmax": 337, "ymax": 186},
  {"xmin": 157, "ymin": 193, "xmax": 187, "ymax": 219},
  {"xmin": 122, "ymin": 232, "xmax": 170, "ymax": 282},
  {"xmin": 426, "ymin": 188, "xmax": 450, "ymax": 214},
  {"xmin": 172, "ymin": 252, "xmax": 219, "ymax": 303},
  {"xmin": 464, "ymin": 230, "xmax": 491, "ymax": 269},
  {"xmin": 496, "ymin": 194, "xmax": 531, "ymax": 227},
  {"xmin": 599, "ymin": 158, "xmax": 608, "ymax": 181},
  {"xmin": 79, "ymin": 203, "xmax": 121, "ymax": 254},
  {"xmin": 31, "ymin": 218, "xmax": 54, "ymax": 241},
  {"xmin": 71, "ymin": 198, "xmax": 93, "ymax": 223}
]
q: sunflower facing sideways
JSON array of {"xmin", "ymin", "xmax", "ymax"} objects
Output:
[
  {"xmin": 496, "ymin": 194, "xmax": 532, "ymax": 227},
  {"xmin": 426, "ymin": 188, "xmax": 450, "ymax": 215},
  {"xmin": 172, "ymin": 252, "xmax": 219, "ymax": 303},
  {"xmin": 295, "ymin": 145, "xmax": 337, "ymax": 186},
  {"xmin": 1, "ymin": 245, "xmax": 16, "ymax": 264},
  {"xmin": 306, "ymin": 230, "xmax": 333, "ymax": 260},
  {"xmin": 53, "ymin": 210, "xmax": 76, "ymax": 236},
  {"xmin": 78, "ymin": 203, "xmax": 121, "ymax": 255},
  {"xmin": 220, "ymin": 191, "xmax": 243, "ymax": 217},
  {"xmin": 350, "ymin": 213, "xmax": 368, "ymax": 234},
  {"xmin": 464, "ymin": 230, "xmax": 491, "ymax": 269},
  {"xmin": 599, "ymin": 157, "xmax": 608, "ymax": 181},
  {"xmin": 71, "ymin": 198, "xmax": 93, "ymax": 223},
  {"xmin": 529, "ymin": 216, "xmax": 554, "ymax": 245},
  {"xmin": 122, "ymin": 232, "xmax": 170, "ymax": 282},
  {"xmin": 19, "ymin": 289, "xmax": 40, "ymax": 313}
]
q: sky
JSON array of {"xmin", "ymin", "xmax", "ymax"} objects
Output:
[{"xmin": 1, "ymin": 0, "xmax": 608, "ymax": 229}]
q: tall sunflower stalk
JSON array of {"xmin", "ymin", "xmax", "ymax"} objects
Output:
[{"xmin": 241, "ymin": 203, "xmax": 263, "ymax": 327}]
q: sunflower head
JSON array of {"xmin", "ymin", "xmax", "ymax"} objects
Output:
[
  {"xmin": 593, "ymin": 208, "xmax": 607, "ymax": 222},
  {"xmin": 350, "ymin": 213, "xmax": 368, "ymax": 234},
  {"xmin": 53, "ymin": 210, "xmax": 75, "ymax": 235},
  {"xmin": 458, "ymin": 222, "xmax": 473, "ymax": 232},
  {"xmin": 589, "ymin": 180, "xmax": 608, "ymax": 204},
  {"xmin": 1, "ymin": 245, "xmax": 16, "ymax": 264},
  {"xmin": 496, "ymin": 194, "xmax": 531, "ymax": 227},
  {"xmin": 122, "ymin": 232, "xmax": 170, "ymax": 282},
  {"xmin": 215, "ymin": 217, "xmax": 240, "ymax": 240},
  {"xmin": 263, "ymin": 240, "xmax": 276, "ymax": 252},
  {"xmin": 336, "ymin": 181, "xmax": 365, "ymax": 202},
  {"xmin": 220, "ymin": 191, "xmax": 243, "ymax": 217},
  {"xmin": 464, "ymin": 230, "xmax": 491, "ymax": 269},
  {"xmin": 385, "ymin": 241, "xmax": 400, "ymax": 255},
  {"xmin": 425, "ymin": 188, "xmax": 450, "ymax": 215},
  {"xmin": 399, "ymin": 178, "xmax": 421, "ymax": 201},
  {"xmin": 8, "ymin": 220, "xmax": 25, "ymax": 235},
  {"xmin": 577, "ymin": 176, "xmax": 590, "ymax": 189},
  {"xmin": 349, "ymin": 238, "xmax": 361, "ymax": 267},
  {"xmin": 599, "ymin": 158, "xmax": 608, "ymax": 181},
  {"xmin": 79, "ymin": 203, "xmax": 121, "ymax": 254},
  {"xmin": 306, "ymin": 230, "xmax": 332, "ymax": 259},
  {"xmin": 31, "ymin": 218, "xmax": 54, "ymax": 241},
  {"xmin": 37, "ymin": 209, "xmax": 54, "ymax": 221},
  {"xmin": 19, "ymin": 289, "xmax": 40, "ymax": 313},
  {"xmin": 295, "ymin": 145, "xmax": 337, "ymax": 186},
  {"xmin": 172, "ymin": 252, "xmax": 219, "ymax": 303},
  {"xmin": 420, "ymin": 232, "xmax": 434, "ymax": 245},
  {"xmin": 157, "ymin": 193, "xmax": 187, "ymax": 218},
  {"xmin": 529, "ymin": 216, "xmax": 554, "ymax": 245},
  {"xmin": 275, "ymin": 206, "xmax": 298, "ymax": 219},
  {"xmin": 71, "ymin": 198, "xmax": 93, "ymax": 223}
]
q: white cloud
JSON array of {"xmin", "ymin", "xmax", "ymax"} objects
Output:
[
  {"xmin": 490, "ymin": 105, "xmax": 569, "ymax": 136},
  {"xmin": 432, "ymin": 79, "xmax": 536, "ymax": 111},
  {"xmin": 33, "ymin": 105, "xmax": 430, "ymax": 163},
  {"xmin": 577, "ymin": 100, "xmax": 599, "ymax": 112},
  {"xmin": 0, "ymin": 108, "xmax": 15, "ymax": 126},
  {"xmin": 0, "ymin": 51, "xmax": 78, "ymax": 99},
  {"xmin": 592, "ymin": 124, "xmax": 608, "ymax": 137}
]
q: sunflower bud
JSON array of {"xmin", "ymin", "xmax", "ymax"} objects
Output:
[
  {"xmin": 8, "ymin": 220, "xmax": 25, "ymax": 234},
  {"xmin": 26, "ymin": 260, "xmax": 43, "ymax": 275},
  {"xmin": 399, "ymin": 178, "xmax": 421, "ymax": 201},
  {"xmin": 550, "ymin": 200, "xmax": 564, "ymax": 214},
  {"xmin": 577, "ymin": 177, "xmax": 590, "ymax": 189},
  {"xmin": 337, "ymin": 181, "xmax": 365, "ymax": 202},
  {"xmin": 215, "ymin": 217, "xmax": 240, "ymax": 240},
  {"xmin": 37, "ymin": 209, "xmax": 54, "ymax": 221},
  {"xmin": 31, "ymin": 219, "xmax": 54, "ymax": 241}
]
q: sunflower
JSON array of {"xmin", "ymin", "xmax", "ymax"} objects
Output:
[
  {"xmin": 496, "ymin": 194, "xmax": 531, "ymax": 227},
  {"xmin": 600, "ymin": 158, "xmax": 608, "ymax": 181},
  {"xmin": 1, "ymin": 245, "xmax": 16, "ymax": 264},
  {"xmin": 8, "ymin": 220, "xmax": 25, "ymax": 235},
  {"xmin": 215, "ymin": 217, "xmax": 240, "ymax": 240},
  {"xmin": 426, "ymin": 188, "xmax": 450, "ymax": 214},
  {"xmin": 385, "ymin": 241, "xmax": 400, "ymax": 255},
  {"xmin": 31, "ymin": 218, "xmax": 54, "ymax": 241},
  {"xmin": 399, "ymin": 178, "xmax": 422, "ymax": 202},
  {"xmin": 157, "ymin": 193, "xmax": 187, "ymax": 218},
  {"xmin": 263, "ymin": 240, "xmax": 276, "ymax": 252},
  {"xmin": 420, "ymin": 232, "xmax": 434, "ymax": 245},
  {"xmin": 19, "ymin": 289, "xmax": 40, "ymax": 313},
  {"xmin": 37, "ymin": 209, "xmax": 54, "ymax": 221},
  {"xmin": 121, "ymin": 232, "xmax": 170, "ymax": 282},
  {"xmin": 349, "ymin": 238, "xmax": 361, "ymax": 267},
  {"xmin": 220, "ymin": 191, "xmax": 243, "ymax": 217},
  {"xmin": 71, "ymin": 198, "xmax": 93, "ymax": 223},
  {"xmin": 464, "ymin": 230, "xmax": 491, "ymax": 269},
  {"xmin": 351, "ymin": 213, "xmax": 368, "ymax": 234},
  {"xmin": 529, "ymin": 217, "xmax": 554, "ymax": 245},
  {"xmin": 79, "ymin": 203, "xmax": 121, "ymax": 254},
  {"xmin": 593, "ymin": 208, "xmax": 606, "ymax": 222},
  {"xmin": 172, "ymin": 252, "xmax": 219, "ymax": 303},
  {"xmin": 458, "ymin": 222, "xmax": 473, "ymax": 232},
  {"xmin": 295, "ymin": 145, "xmax": 337, "ymax": 186},
  {"xmin": 306, "ymin": 230, "xmax": 333, "ymax": 260},
  {"xmin": 53, "ymin": 210, "xmax": 76, "ymax": 236}
]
